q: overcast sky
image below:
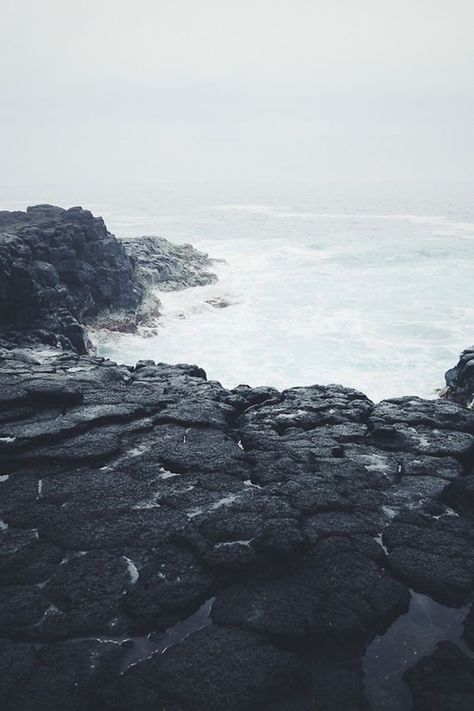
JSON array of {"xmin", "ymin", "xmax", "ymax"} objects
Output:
[{"xmin": 1, "ymin": 0, "xmax": 473, "ymax": 185}]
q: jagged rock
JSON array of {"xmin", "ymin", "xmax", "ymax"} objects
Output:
[
  {"xmin": 122, "ymin": 235, "xmax": 217, "ymax": 291},
  {"xmin": 0, "ymin": 207, "xmax": 218, "ymax": 353},
  {"xmin": 443, "ymin": 347, "xmax": 474, "ymax": 407},
  {"xmin": 0, "ymin": 205, "xmax": 142, "ymax": 352}
]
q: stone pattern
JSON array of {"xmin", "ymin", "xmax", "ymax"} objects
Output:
[{"xmin": 2, "ymin": 350, "xmax": 474, "ymax": 710}]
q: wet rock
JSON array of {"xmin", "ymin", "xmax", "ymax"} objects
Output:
[
  {"xmin": 462, "ymin": 605, "xmax": 474, "ymax": 651},
  {"xmin": 211, "ymin": 538, "xmax": 409, "ymax": 647},
  {"xmin": 39, "ymin": 551, "xmax": 131, "ymax": 639},
  {"xmin": 405, "ymin": 641, "xmax": 474, "ymax": 711},
  {"xmin": 143, "ymin": 424, "xmax": 249, "ymax": 478},
  {"xmin": 384, "ymin": 511, "xmax": 474, "ymax": 605},
  {"xmin": 240, "ymin": 384, "xmax": 373, "ymax": 434},
  {"xmin": 0, "ymin": 206, "xmax": 142, "ymax": 351},
  {"xmin": 0, "ymin": 403, "xmax": 147, "ymax": 451},
  {"xmin": 1, "ymin": 347, "xmax": 474, "ymax": 707},
  {"xmin": 0, "ymin": 584, "xmax": 50, "ymax": 635},
  {"xmin": 2, "ymin": 639, "xmax": 123, "ymax": 711},
  {"xmin": 0, "ymin": 528, "xmax": 63, "ymax": 586},
  {"xmin": 0, "ymin": 207, "xmax": 219, "ymax": 353},
  {"xmin": 102, "ymin": 625, "xmax": 310, "ymax": 711},
  {"xmin": 443, "ymin": 346, "xmax": 474, "ymax": 407},
  {"xmin": 307, "ymin": 652, "xmax": 369, "ymax": 711},
  {"xmin": 35, "ymin": 506, "xmax": 191, "ymax": 551},
  {"xmin": 0, "ymin": 639, "xmax": 37, "ymax": 707},
  {"xmin": 125, "ymin": 544, "xmax": 214, "ymax": 629},
  {"xmin": 370, "ymin": 396, "xmax": 474, "ymax": 434},
  {"xmin": 443, "ymin": 475, "xmax": 474, "ymax": 517}
]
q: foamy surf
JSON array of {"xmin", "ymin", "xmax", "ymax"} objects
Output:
[{"xmin": 94, "ymin": 192, "xmax": 474, "ymax": 403}]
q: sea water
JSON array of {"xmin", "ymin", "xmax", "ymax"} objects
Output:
[{"xmin": 2, "ymin": 181, "xmax": 473, "ymax": 402}]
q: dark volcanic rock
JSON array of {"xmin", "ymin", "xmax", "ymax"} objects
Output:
[
  {"xmin": 462, "ymin": 605, "xmax": 474, "ymax": 651},
  {"xmin": 383, "ymin": 511, "xmax": 474, "ymax": 606},
  {"xmin": 0, "ymin": 206, "xmax": 218, "ymax": 353},
  {"xmin": 1, "ymin": 349, "xmax": 474, "ymax": 709},
  {"xmin": 443, "ymin": 474, "xmax": 474, "ymax": 516},
  {"xmin": 101, "ymin": 625, "xmax": 310, "ymax": 711},
  {"xmin": 0, "ymin": 638, "xmax": 123, "ymax": 711},
  {"xmin": 405, "ymin": 641, "xmax": 474, "ymax": 711},
  {"xmin": 0, "ymin": 205, "xmax": 142, "ymax": 352},
  {"xmin": 443, "ymin": 346, "xmax": 474, "ymax": 407},
  {"xmin": 211, "ymin": 537, "xmax": 409, "ymax": 646}
]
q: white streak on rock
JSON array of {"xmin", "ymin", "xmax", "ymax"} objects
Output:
[
  {"xmin": 373, "ymin": 534, "xmax": 389, "ymax": 555},
  {"xmin": 159, "ymin": 468, "xmax": 180, "ymax": 480},
  {"xmin": 123, "ymin": 556, "xmax": 139, "ymax": 584}
]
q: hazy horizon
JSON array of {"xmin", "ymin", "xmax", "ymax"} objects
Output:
[{"xmin": 2, "ymin": 0, "xmax": 474, "ymax": 188}]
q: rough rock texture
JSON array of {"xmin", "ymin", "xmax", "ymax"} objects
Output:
[
  {"xmin": 2, "ymin": 350, "xmax": 474, "ymax": 709},
  {"xmin": 121, "ymin": 236, "xmax": 217, "ymax": 292},
  {"xmin": 405, "ymin": 642, "xmax": 474, "ymax": 711},
  {"xmin": 444, "ymin": 346, "xmax": 474, "ymax": 407},
  {"xmin": 0, "ymin": 205, "xmax": 143, "ymax": 353},
  {"xmin": 0, "ymin": 207, "xmax": 217, "ymax": 354}
]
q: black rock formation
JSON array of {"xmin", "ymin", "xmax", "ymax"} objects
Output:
[
  {"xmin": 443, "ymin": 346, "xmax": 474, "ymax": 407},
  {"xmin": 0, "ymin": 205, "xmax": 143, "ymax": 353},
  {"xmin": 2, "ymin": 205, "xmax": 474, "ymax": 709},
  {"xmin": 405, "ymin": 642, "xmax": 474, "ymax": 711},
  {"xmin": 0, "ymin": 206, "xmax": 217, "ymax": 354},
  {"xmin": 1, "ymin": 349, "xmax": 474, "ymax": 710}
]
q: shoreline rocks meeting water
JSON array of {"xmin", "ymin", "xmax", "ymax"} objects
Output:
[
  {"xmin": 0, "ymin": 204, "xmax": 216, "ymax": 353},
  {"xmin": 1, "ymin": 206, "xmax": 474, "ymax": 710}
]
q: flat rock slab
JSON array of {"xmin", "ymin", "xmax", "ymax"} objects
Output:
[{"xmin": 1, "ymin": 350, "xmax": 474, "ymax": 709}]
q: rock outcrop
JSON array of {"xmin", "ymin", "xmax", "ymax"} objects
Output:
[
  {"xmin": 0, "ymin": 205, "xmax": 143, "ymax": 353},
  {"xmin": 0, "ymin": 206, "xmax": 217, "ymax": 354},
  {"xmin": 2, "ymin": 349, "xmax": 474, "ymax": 710},
  {"xmin": 122, "ymin": 236, "xmax": 217, "ymax": 292},
  {"xmin": 443, "ymin": 346, "xmax": 474, "ymax": 407}
]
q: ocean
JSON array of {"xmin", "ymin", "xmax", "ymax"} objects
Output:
[{"xmin": 3, "ymin": 181, "xmax": 473, "ymax": 402}]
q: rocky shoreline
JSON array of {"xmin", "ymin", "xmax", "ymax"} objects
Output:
[
  {"xmin": 1, "ymin": 207, "xmax": 474, "ymax": 710},
  {"xmin": 0, "ymin": 205, "xmax": 216, "ymax": 353}
]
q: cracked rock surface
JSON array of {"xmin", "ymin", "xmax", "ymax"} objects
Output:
[{"xmin": 2, "ymin": 350, "xmax": 474, "ymax": 710}]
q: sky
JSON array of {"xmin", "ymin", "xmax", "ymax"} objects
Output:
[{"xmin": 1, "ymin": 0, "xmax": 474, "ymax": 185}]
